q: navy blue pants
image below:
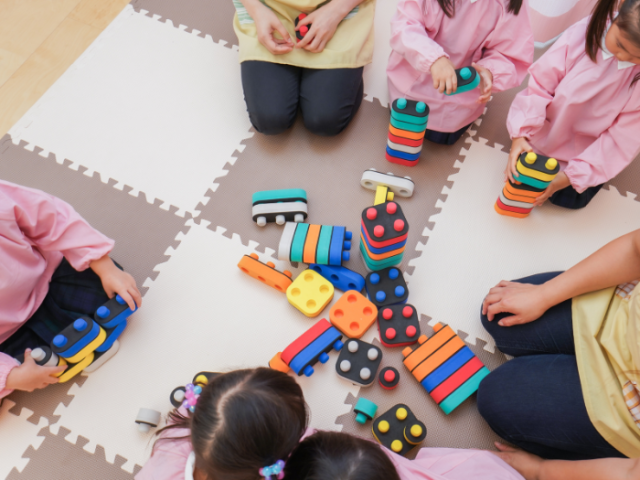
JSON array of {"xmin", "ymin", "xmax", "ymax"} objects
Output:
[
  {"xmin": 478, "ymin": 272, "xmax": 626, "ymax": 460},
  {"xmin": 0, "ymin": 258, "xmax": 112, "ymax": 359},
  {"xmin": 549, "ymin": 184, "xmax": 604, "ymax": 210},
  {"xmin": 240, "ymin": 61, "xmax": 364, "ymax": 136},
  {"xmin": 423, "ymin": 123, "xmax": 472, "ymax": 146}
]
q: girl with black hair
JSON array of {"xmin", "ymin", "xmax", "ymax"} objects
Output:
[
  {"xmin": 386, "ymin": 0, "xmax": 533, "ymax": 145},
  {"xmin": 505, "ymin": 0, "xmax": 640, "ymax": 210}
]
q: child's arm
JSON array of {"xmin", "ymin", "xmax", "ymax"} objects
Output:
[
  {"xmin": 3, "ymin": 349, "xmax": 66, "ymax": 397},
  {"xmin": 238, "ymin": 0, "xmax": 293, "ymax": 55}
]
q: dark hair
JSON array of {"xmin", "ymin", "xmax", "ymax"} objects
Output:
[
  {"xmin": 157, "ymin": 368, "xmax": 308, "ymax": 480},
  {"xmin": 437, "ymin": 0, "xmax": 523, "ymax": 18},
  {"xmin": 284, "ymin": 431, "xmax": 401, "ymax": 480}
]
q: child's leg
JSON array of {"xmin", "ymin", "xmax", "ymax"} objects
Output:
[
  {"xmin": 299, "ymin": 67, "xmax": 364, "ymax": 137},
  {"xmin": 423, "ymin": 123, "xmax": 472, "ymax": 146},
  {"xmin": 477, "ymin": 354, "xmax": 626, "ymax": 460},
  {"xmin": 240, "ymin": 61, "xmax": 301, "ymax": 135},
  {"xmin": 549, "ymin": 184, "xmax": 604, "ymax": 209},
  {"xmin": 480, "ymin": 272, "xmax": 575, "ymax": 357}
]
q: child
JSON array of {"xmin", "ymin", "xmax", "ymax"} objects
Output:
[
  {"xmin": 136, "ymin": 368, "xmax": 308, "ymax": 480},
  {"xmin": 506, "ymin": 0, "xmax": 640, "ymax": 209},
  {"xmin": 0, "ymin": 180, "xmax": 141, "ymax": 397},
  {"xmin": 387, "ymin": 0, "xmax": 533, "ymax": 145}
]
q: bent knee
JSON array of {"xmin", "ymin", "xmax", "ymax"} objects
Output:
[
  {"xmin": 249, "ymin": 109, "xmax": 296, "ymax": 136},
  {"xmin": 302, "ymin": 110, "xmax": 351, "ymax": 137}
]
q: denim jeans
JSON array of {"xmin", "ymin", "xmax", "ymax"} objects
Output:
[{"xmin": 477, "ymin": 272, "xmax": 626, "ymax": 460}]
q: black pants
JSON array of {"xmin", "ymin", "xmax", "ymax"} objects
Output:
[
  {"xmin": 240, "ymin": 61, "xmax": 364, "ymax": 136},
  {"xmin": 549, "ymin": 184, "xmax": 604, "ymax": 210}
]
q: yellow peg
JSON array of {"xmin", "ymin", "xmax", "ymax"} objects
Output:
[
  {"xmin": 525, "ymin": 152, "xmax": 537, "ymax": 164},
  {"xmin": 545, "ymin": 158, "xmax": 558, "ymax": 170}
]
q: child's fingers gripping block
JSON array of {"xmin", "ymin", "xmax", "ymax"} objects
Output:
[
  {"xmin": 238, "ymin": 253, "xmax": 293, "ymax": 293},
  {"xmin": 94, "ymin": 295, "xmax": 137, "ymax": 329},
  {"xmin": 51, "ymin": 316, "xmax": 106, "ymax": 363},
  {"xmin": 295, "ymin": 14, "xmax": 312, "ymax": 40},
  {"xmin": 329, "ymin": 290, "xmax": 378, "ymax": 339},
  {"xmin": 286, "ymin": 269, "xmax": 335, "ymax": 317},
  {"xmin": 445, "ymin": 66, "xmax": 480, "ymax": 95}
]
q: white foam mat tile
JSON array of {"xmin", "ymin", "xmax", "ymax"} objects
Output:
[
  {"xmin": 51, "ymin": 221, "xmax": 358, "ymax": 470},
  {"xmin": 362, "ymin": 0, "xmax": 397, "ymax": 107},
  {"xmin": 0, "ymin": 400, "xmax": 47, "ymax": 478},
  {"xmin": 9, "ymin": 5, "xmax": 253, "ymax": 216},
  {"xmin": 406, "ymin": 138, "xmax": 640, "ymax": 352}
]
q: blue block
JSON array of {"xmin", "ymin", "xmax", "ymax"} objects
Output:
[
  {"xmin": 386, "ymin": 146, "xmax": 421, "ymax": 161},
  {"xmin": 95, "ymin": 295, "xmax": 136, "ymax": 329},
  {"xmin": 309, "ymin": 264, "xmax": 365, "ymax": 292},
  {"xmin": 54, "ymin": 319, "xmax": 101, "ymax": 358},
  {"xmin": 289, "ymin": 327, "xmax": 343, "ymax": 376},
  {"xmin": 420, "ymin": 346, "xmax": 475, "ymax": 392},
  {"xmin": 94, "ymin": 319, "xmax": 127, "ymax": 353},
  {"xmin": 329, "ymin": 227, "xmax": 352, "ymax": 266},
  {"xmin": 360, "ymin": 228, "xmax": 408, "ymax": 254}
]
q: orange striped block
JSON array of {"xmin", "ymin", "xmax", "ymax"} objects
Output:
[
  {"xmin": 402, "ymin": 323, "xmax": 455, "ymax": 372},
  {"xmin": 303, "ymin": 224, "xmax": 321, "ymax": 264}
]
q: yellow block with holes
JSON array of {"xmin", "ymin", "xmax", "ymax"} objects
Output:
[{"xmin": 286, "ymin": 269, "xmax": 334, "ymax": 317}]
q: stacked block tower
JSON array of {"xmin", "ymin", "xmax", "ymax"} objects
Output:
[
  {"xmin": 360, "ymin": 201, "xmax": 409, "ymax": 271},
  {"xmin": 387, "ymin": 99, "xmax": 429, "ymax": 167},
  {"xmin": 495, "ymin": 152, "xmax": 559, "ymax": 218},
  {"xmin": 278, "ymin": 222, "xmax": 352, "ymax": 265}
]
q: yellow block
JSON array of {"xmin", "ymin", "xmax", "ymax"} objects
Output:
[
  {"xmin": 374, "ymin": 185, "xmax": 394, "ymax": 206},
  {"xmin": 63, "ymin": 327, "xmax": 107, "ymax": 364},
  {"xmin": 58, "ymin": 352, "xmax": 94, "ymax": 383},
  {"xmin": 286, "ymin": 269, "xmax": 334, "ymax": 317},
  {"xmin": 516, "ymin": 158, "xmax": 557, "ymax": 182}
]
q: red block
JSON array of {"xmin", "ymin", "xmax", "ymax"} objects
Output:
[
  {"xmin": 281, "ymin": 319, "xmax": 331, "ymax": 365},
  {"xmin": 385, "ymin": 152, "xmax": 419, "ymax": 167},
  {"xmin": 496, "ymin": 198, "xmax": 531, "ymax": 215},
  {"xmin": 430, "ymin": 357, "xmax": 483, "ymax": 404},
  {"xmin": 388, "ymin": 132, "xmax": 423, "ymax": 148}
]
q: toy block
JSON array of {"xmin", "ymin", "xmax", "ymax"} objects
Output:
[
  {"xmin": 372, "ymin": 404, "xmax": 426, "ymax": 456},
  {"xmin": 391, "ymin": 110, "xmax": 428, "ymax": 126},
  {"xmin": 402, "ymin": 324, "xmax": 456, "ymax": 372},
  {"xmin": 388, "ymin": 132, "xmax": 424, "ymax": 147},
  {"xmin": 410, "ymin": 335, "xmax": 466, "ymax": 383},
  {"xmin": 379, "ymin": 366, "xmax": 400, "ymax": 390},
  {"xmin": 336, "ymin": 339, "xmax": 382, "ymax": 386},
  {"xmin": 391, "ymin": 98, "xmax": 429, "ymax": 122},
  {"xmin": 57, "ymin": 353, "xmax": 95, "ymax": 383},
  {"xmin": 303, "ymin": 224, "xmax": 321, "ymax": 264},
  {"xmin": 513, "ymin": 170, "xmax": 551, "ymax": 190},
  {"xmin": 94, "ymin": 319, "xmax": 127, "ymax": 353},
  {"xmin": 253, "ymin": 188, "xmax": 307, "ymax": 205},
  {"xmin": 289, "ymin": 325, "xmax": 343, "ymax": 377},
  {"xmin": 420, "ymin": 346, "xmax": 477, "ymax": 392},
  {"xmin": 94, "ymin": 294, "xmax": 137, "ymax": 329},
  {"xmin": 281, "ymin": 318, "xmax": 333, "ymax": 364},
  {"xmin": 329, "ymin": 226, "xmax": 352, "ymax": 265},
  {"xmin": 310, "ymin": 264, "xmax": 365, "ymax": 292},
  {"xmin": 499, "ymin": 190, "xmax": 534, "ymax": 210},
  {"xmin": 84, "ymin": 339, "xmax": 120, "ymax": 373},
  {"xmin": 361, "ymin": 202, "xmax": 409, "ymax": 248},
  {"xmin": 315, "ymin": 225, "xmax": 333, "ymax": 264},
  {"xmin": 496, "ymin": 198, "xmax": 532, "ymax": 215},
  {"xmin": 374, "ymin": 185, "xmax": 395, "ymax": 205},
  {"xmin": 136, "ymin": 408, "xmax": 161, "ymax": 433},
  {"xmin": 329, "ymin": 290, "xmax": 378, "ymax": 338},
  {"xmin": 517, "ymin": 152, "xmax": 559, "ymax": 182},
  {"xmin": 238, "ymin": 253, "xmax": 293, "ymax": 292},
  {"xmin": 365, "ymin": 267, "xmax": 408, "ymax": 307},
  {"xmin": 193, "ymin": 372, "xmax": 220, "ymax": 386},
  {"xmin": 388, "ymin": 125, "xmax": 425, "ymax": 141},
  {"xmin": 437, "ymin": 367, "xmax": 491, "ymax": 414},
  {"xmin": 287, "ymin": 269, "xmax": 334, "ymax": 317},
  {"xmin": 360, "ymin": 244, "xmax": 404, "ymax": 271},
  {"xmin": 252, "ymin": 202, "xmax": 308, "ymax": 226},
  {"xmin": 494, "ymin": 202, "xmax": 529, "ymax": 218},
  {"xmin": 295, "ymin": 13, "xmax": 311, "ymax": 40},
  {"xmin": 386, "ymin": 153, "xmax": 419, "ymax": 167},
  {"xmin": 506, "ymin": 179, "xmax": 545, "ymax": 198},
  {"xmin": 360, "ymin": 236, "xmax": 405, "ymax": 261},
  {"xmin": 386, "ymin": 146, "xmax": 421, "ymax": 162},
  {"xmin": 502, "ymin": 185, "xmax": 537, "ymax": 203},
  {"xmin": 387, "ymin": 139, "xmax": 422, "ymax": 155},
  {"xmin": 354, "ymin": 397, "xmax": 378, "ymax": 424},
  {"xmin": 390, "ymin": 116, "xmax": 428, "ymax": 133},
  {"xmin": 169, "ymin": 372, "xmax": 221, "ymax": 407},
  {"xmin": 445, "ymin": 66, "xmax": 480, "ymax": 95},
  {"xmin": 377, "ymin": 304, "xmax": 420, "ymax": 348},
  {"xmin": 291, "ymin": 222, "xmax": 309, "ymax": 262},
  {"xmin": 51, "ymin": 316, "xmax": 106, "ymax": 363},
  {"xmin": 170, "ymin": 386, "xmax": 187, "ymax": 407},
  {"xmin": 278, "ymin": 222, "xmax": 298, "ymax": 261},
  {"xmin": 24, "ymin": 347, "xmax": 67, "ymax": 376},
  {"xmin": 360, "ymin": 231, "xmax": 407, "ymax": 254}
]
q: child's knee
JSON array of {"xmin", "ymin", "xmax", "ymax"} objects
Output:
[
  {"xmin": 249, "ymin": 108, "xmax": 296, "ymax": 136},
  {"xmin": 303, "ymin": 110, "xmax": 348, "ymax": 137}
]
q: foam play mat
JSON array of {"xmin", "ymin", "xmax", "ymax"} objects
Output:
[{"xmin": 1, "ymin": 0, "xmax": 640, "ymax": 478}]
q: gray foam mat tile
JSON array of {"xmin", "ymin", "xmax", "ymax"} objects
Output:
[
  {"xmin": 6, "ymin": 426, "xmax": 140, "ymax": 480},
  {"xmin": 196, "ymin": 98, "xmax": 468, "ymax": 277},
  {"xmin": 131, "ymin": 0, "xmax": 238, "ymax": 47}
]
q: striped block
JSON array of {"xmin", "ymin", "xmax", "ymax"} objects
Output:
[{"xmin": 278, "ymin": 222, "xmax": 352, "ymax": 265}]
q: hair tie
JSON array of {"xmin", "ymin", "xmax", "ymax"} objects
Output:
[
  {"xmin": 259, "ymin": 460, "xmax": 285, "ymax": 479},
  {"xmin": 182, "ymin": 383, "xmax": 202, "ymax": 413}
]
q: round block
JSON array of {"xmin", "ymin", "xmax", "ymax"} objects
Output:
[
  {"xmin": 378, "ymin": 420, "xmax": 390, "ymax": 433},
  {"xmin": 319, "ymin": 352, "xmax": 330, "ymax": 364},
  {"xmin": 388, "ymin": 268, "xmax": 399, "ymax": 280},
  {"xmin": 340, "ymin": 360, "xmax": 351, "ymax": 372},
  {"xmin": 376, "ymin": 291, "xmax": 386, "ymax": 302},
  {"xmin": 348, "ymin": 340, "xmax": 359, "ymax": 353},
  {"xmin": 416, "ymin": 102, "xmax": 426, "ymax": 113},
  {"xmin": 397, "ymin": 98, "xmax": 407, "ymax": 109},
  {"xmin": 367, "ymin": 348, "xmax": 379, "ymax": 361},
  {"xmin": 385, "ymin": 328, "xmax": 397, "ymax": 340},
  {"xmin": 374, "ymin": 225, "xmax": 384, "ymax": 238},
  {"xmin": 354, "ymin": 397, "xmax": 378, "ymax": 422},
  {"xmin": 379, "ymin": 367, "xmax": 400, "ymax": 390},
  {"xmin": 356, "ymin": 413, "xmax": 368, "ymax": 424},
  {"xmin": 402, "ymin": 306, "xmax": 412, "ymax": 317},
  {"xmin": 370, "ymin": 273, "xmax": 380, "ymax": 285},
  {"xmin": 525, "ymin": 152, "xmax": 537, "ymax": 164},
  {"xmin": 360, "ymin": 367, "xmax": 371, "ymax": 380},
  {"xmin": 382, "ymin": 308, "xmax": 393, "ymax": 320},
  {"xmin": 386, "ymin": 202, "xmax": 397, "ymax": 214},
  {"xmin": 396, "ymin": 407, "xmax": 408, "ymax": 421},
  {"xmin": 53, "ymin": 335, "xmax": 67, "ymax": 348},
  {"xmin": 546, "ymin": 158, "xmax": 558, "ymax": 169},
  {"xmin": 116, "ymin": 295, "xmax": 126, "ymax": 305},
  {"xmin": 460, "ymin": 67, "xmax": 471, "ymax": 80},
  {"xmin": 394, "ymin": 286, "xmax": 405, "ymax": 297},
  {"xmin": 394, "ymin": 219, "xmax": 405, "ymax": 232},
  {"xmin": 391, "ymin": 440, "xmax": 403, "ymax": 453},
  {"xmin": 96, "ymin": 306, "xmax": 110, "ymax": 319},
  {"xmin": 74, "ymin": 318, "xmax": 87, "ymax": 331},
  {"xmin": 366, "ymin": 208, "xmax": 377, "ymax": 220},
  {"xmin": 304, "ymin": 365, "xmax": 314, "ymax": 377},
  {"xmin": 406, "ymin": 325, "xmax": 417, "ymax": 337},
  {"xmin": 31, "ymin": 348, "xmax": 46, "ymax": 362}
]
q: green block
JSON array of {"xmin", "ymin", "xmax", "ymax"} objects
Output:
[
  {"xmin": 439, "ymin": 367, "xmax": 491, "ymax": 414},
  {"xmin": 354, "ymin": 397, "xmax": 378, "ymax": 424},
  {"xmin": 290, "ymin": 223, "xmax": 309, "ymax": 263},
  {"xmin": 360, "ymin": 242, "xmax": 403, "ymax": 270},
  {"xmin": 514, "ymin": 172, "xmax": 550, "ymax": 190},
  {"xmin": 252, "ymin": 188, "xmax": 307, "ymax": 205},
  {"xmin": 445, "ymin": 67, "xmax": 481, "ymax": 96},
  {"xmin": 390, "ymin": 116, "xmax": 428, "ymax": 133},
  {"xmin": 316, "ymin": 226, "xmax": 333, "ymax": 265},
  {"xmin": 391, "ymin": 109, "xmax": 429, "ymax": 126}
]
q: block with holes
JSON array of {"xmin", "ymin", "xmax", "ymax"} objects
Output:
[
  {"xmin": 372, "ymin": 404, "xmax": 427, "ymax": 456},
  {"xmin": 402, "ymin": 323, "xmax": 490, "ymax": 414},
  {"xmin": 360, "ymin": 201, "xmax": 409, "ymax": 270},
  {"xmin": 387, "ymin": 98, "xmax": 428, "ymax": 167},
  {"xmin": 377, "ymin": 304, "xmax": 420, "ymax": 348},
  {"xmin": 269, "ymin": 318, "xmax": 344, "ymax": 377},
  {"xmin": 365, "ymin": 267, "xmax": 408, "ymax": 307},
  {"xmin": 379, "ymin": 366, "xmax": 400, "ymax": 389},
  {"xmin": 287, "ymin": 269, "xmax": 334, "ymax": 317},
  {"xmin": 336, "ymin": 338, "xmax": 382, "ymax": 387},
  {"xmin": 329, "ymin": 290, "xmax": 378, "ymax": 338},
  {"xmin": 238, "ymin": 253, "xmax": 293, "ymax": 292},
  {"xmin": 278, "ymin": 222, "xmax": 352, "ymax": 265},
  {"xmin": 310, "ymin": 264, "xmax": 365, "ymax": 292}
]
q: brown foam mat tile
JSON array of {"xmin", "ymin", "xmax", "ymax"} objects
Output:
[
  {"xmin": 335, "ymin": 317, "xmax": 508, "ymax": 453},
  {"xmin": 195, "ymin": 98, "xmax": 468, "ymax": 277},
  {"xmin": 6, "ymin": 426, "xmax": 140, "ymax": 480},
  {"xmin": 0, "ymin": 135, "xmax": 192, "ymax": 295},
  {"xmin": 131, "ymin": 0, "xmax": 238, "ymax": 47},
  {"xmin": 606, "ymin": 150, "xmax": 640, "ymax": 201}
]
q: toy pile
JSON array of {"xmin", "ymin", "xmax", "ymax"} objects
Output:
[{"xmin": 386, "ymin": 98, "xmax": 429, "ymax": 167}]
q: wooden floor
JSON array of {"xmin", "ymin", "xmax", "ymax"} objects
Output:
[{"xmin": 0, "ymin": 0, "xmax": 130, "ymax": 137}]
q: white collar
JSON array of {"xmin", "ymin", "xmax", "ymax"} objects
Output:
[
  {"xmin": 602, "ymin": 18, "xmax": 637, "ymax": 70},
  {"xmin": 185, "ymin": 451, "xmax": 196, "ymax": 480}
]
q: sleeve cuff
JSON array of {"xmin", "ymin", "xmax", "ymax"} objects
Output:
[
  {"xmin": 418, "ymin": 51, "xmax": 449, "ymax": 73},
  {"xmin": 0, "ymin": 354, "xmax": 20, "ymax": 398},
  {"xmin": 563, "ymin": 162, "xmax": 591, "ymax": 193}
]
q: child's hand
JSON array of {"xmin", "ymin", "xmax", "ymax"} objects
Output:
[
  {"xmin": 90, "ymin": 255, "xmax": 142, "ymax": 311},
  {"xmin": 253, "ymin": 3, "xmax": 294, "ymax": 55},
  {"xmin": 6, "ymin": 349, "xmax": 66, "ymax": 392},
  {"xmin": 430, "ymin": 56, "xmax": 457, "ymax": 95},
  {"xmin": 533, "ymin": 172, "xmax": 570, "ymax": 207},
  {"xmin": 482, "ymin": 281, "xmax": 551, "ymax": 326},
  {"xmin": 473, "ymin": 63, "xmax": 493, "ymax": 104},
  {"xmin": 506, "ymin": 137, "xmax": 533, "ymax": 183},
  {"xmin": 491, "ymin": 442, "xmax": 543, "ymax": 480},
  {"xmin": 295, "ymin": 3, "xmax": 343, "ymax": 53}
]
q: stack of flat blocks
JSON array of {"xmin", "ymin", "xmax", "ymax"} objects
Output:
[
  {"xmin": 402, "ymin": 323, "xmax": 490, "ymax": 414},
  {"xmin": 279, "ymin": 222, "xmax": 352, "ymax": 265},
  {"xmin": 360, "ymin": 201, "xmax": 409, "ymax": 271},
  {"xmin": 386, "ymin": 98, "xmax": 429, "ymax": 167},
  {"xmin": 495, "ymin": 152, "xmax": 560, "ymax": 218}
]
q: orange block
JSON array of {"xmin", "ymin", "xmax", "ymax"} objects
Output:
[
  {"xmin": 330, "ymin": 290, "xmax": 378, "ymax": 339},
  {"xmin": 502, "ymin": 186, "xmax": 536, "ymax": 203},
  {"xmin": 505, "ymin": 181, "xmax": 544, "ymax": 199},
  {"xmin": 269, "ymin": 352, "xmax": 290, "ymax": 373},
  {"xmin": 402, "ymin": 323, "xmax": 455, "ymax": 371},
  {"xmin": 411, "ymin": 335, "xmax": 465, "ymax": 382},
  {"xmin": 389, "ymin": 124, "xmax": 425, "ymax": 141},
  {"xmin": 238, "ymin": 253, "xmax": 293, "ymax": 293},
  {"xmin": 303, "ymin": 224, "xmax": 321, "ymax": 264},
  {"xmin": 494, "ymin": 202, "xmax": 529, "ymax": 218},
  {"xmin": 360, "ymin": 233, "xmax": 406, "ymax": 260}
]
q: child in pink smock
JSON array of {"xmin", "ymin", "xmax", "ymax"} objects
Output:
[
  {"xmin": 506, "ymin": 0, "xmax": 640, "ymax": 209},
  {"xmin": 0, "ymin": 180, "xmax": 141, "ymax": 397},
  {"xmin": 387, "ymin": 0, "xmax": 533, "ymax": 145}
]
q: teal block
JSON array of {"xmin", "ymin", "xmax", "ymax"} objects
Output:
[
  {"xmin": 445, "ymin": 67, "xmax": 481, "ymax": 96},
  {"xmin": 290, "ymin": 223, "xmax": 309, "ymax": 263},
  {"xmin": 316, "ymin": 226, "xmax": 333, "ymax": 265},
  {"xmin": 514, "ymin": 172, "xmax": 550, "ymax": 190},
  {"xmin": 390, "ymin": 116, "xmax": 428, "ymax": 133},
  {"xmin": 391, "ymin": 109, "xmax": 429, "ymax": 125},
  {"xmin": 360, "ymin": 243, "xmax": 403, "ymax": 271},
  {"xmin": 252, "ymin": 188, "xmax": 307, "ymax": 204},
  {"xmin": 439, "ymin": 367, "xmax": 490, "ymax": 414}
]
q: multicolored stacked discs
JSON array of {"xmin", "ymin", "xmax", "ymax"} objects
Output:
[
  {"xmin": 278, "ymin": 222, "xmax": 352, "ymax": 265},
  {"xmin": 387, "ymin": 98, "xmax": 429, "ymax": 167},
  {"xmin": 495, "ymin": 152, "xmax": 560, "ymax": 218},
  {"xmin": 360, "ymin": 201, "xmax": 409, "ymax": 271}
]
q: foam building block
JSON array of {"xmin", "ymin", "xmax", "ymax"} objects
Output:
[
  {"xmin": 94, "ymin": 294, "xmax": 137, "ymax": 329},
  {"xmin": 58, "ymin": 354, "xmax": 95, "ymax": 383},
  {"xmin": 361, "ymin": 169, "xmax": 415, "ymax": 198},
  {"xmin": 360, "ymin": 202, "xmax": 409, "ymax": 271},
  {"xmin": 252, "ymin": 188, "xmax": 308, "ymax": 226},
  {"xmin": 24, "ymin": 346, "xmax": 67, "ymax": 377},
  {"xmin": 372, "ymin": 404, "xmax": 427, "ymax": 456},
  {"xmin": 365, "ymin": 267, "xmax": 408, "ymax": 307},
  {"xmin": 238, "ymin": 253, "xmax": 293, "ymax": 293},
  {"xmin": 95, "ymin": 319, "xmax": 127, "ymax": 353},
  {"xmin": 169, "ymin": 372, "xmax": 221, "ymax": 407},
  {"xmin": 271, "ymin": 318, "xmax": 344, "ymax": 377},
  {"xmin": 135, "ymin": 408, "xmax": 161, "ymax": 433},
  {"xmin": 84, "ymin": 340, "xmax": 120, "ymax": 373},
  {"xmin": 278, "ymin": 222, "xmax": 352, "ymax": 266},
  {"xmin": 377, "ymin": 304, "xmax": 420, "ymax": 348},
  {"xmin": 310, "ymin": 264, "xmax": 365, "ymax": 292},
  {"xmin": 294, "ymin": 13, "xmax": 311, "ymax": 40},
  {"xmin": 336, "ymin": 338, "xmax": 382, "ymax": 387},
  {"xmin": 402, "ymin": 323, "xmax": 490, "ymax": 414},
  {"xmin": 329, "ymin": 290, "xmax": 378, "ymax": 338},
  {"xmin": 445, "ymin": 66, "xmax": 480, "ymax": 95},
  {"xmin": 379, "ymin": 366, "xmax": 400, "ymax": 390},
  {"xmin": 387, "ymin": 99, "xmax": 429, "ymax": 167},
  {"xmin": 287, "ymin": 269, "xmax": 335, "ymax": 317},
  {"xmin": 51, "ymin": 316, "xmax": 106, "ymax": 363},
  {"xmin": 354, "ymin": 397, "xmax": 378, "ymax": 424}
]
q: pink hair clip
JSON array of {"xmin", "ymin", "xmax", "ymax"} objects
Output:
[{"xmin": 182, "ymin": 383, "xmax": 202, "ymax": 413}]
